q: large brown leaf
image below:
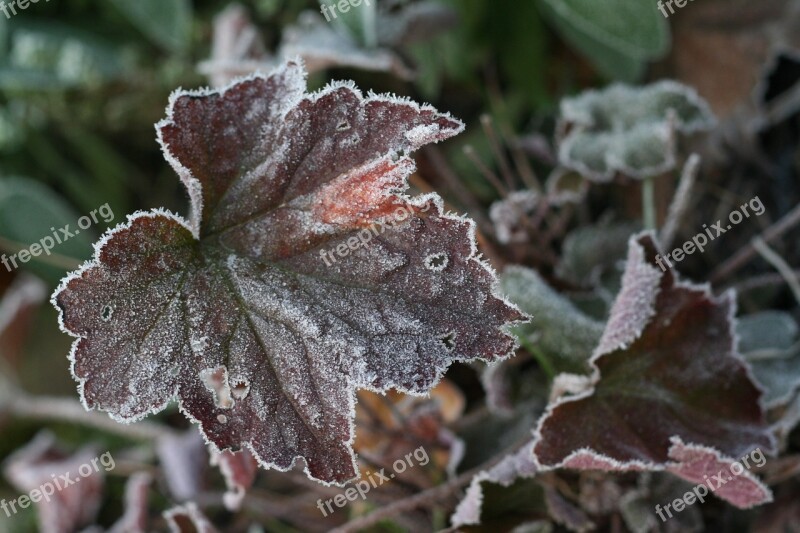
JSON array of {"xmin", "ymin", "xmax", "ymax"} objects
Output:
[{"xmin": 52, "ymin": 61, "xmax": 522, "ymax": 485}]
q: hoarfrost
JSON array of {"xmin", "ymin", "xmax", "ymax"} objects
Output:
[{"xmin": 52, "ymin": 61, "xmax": 523, "ymax": 486}]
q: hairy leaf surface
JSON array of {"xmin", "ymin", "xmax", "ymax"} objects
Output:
[{"xmin": 52, "ymin": 61, "xmax": 522, "ymax": 485}]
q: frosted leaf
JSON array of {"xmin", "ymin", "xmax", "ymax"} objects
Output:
[
  {"xmin": 52, "ymin": 61, "xmax": 523, "ymax": 485},
  {"xmin": 0, "ymin": 274, "xmax": 47, "ymax": 366},
  {"xmin": 109, "ymin": 473, "xmax": 152, "ymax": 533},
  {"xmin": 451, "ymin": 442, "xmax": 593, "ymax": 531},
  {"xmin": 197, "ymin": 4, "xmax": 273, "ymax": 88},
  {"xmin": 737, "ymin": 311, "xmax": 798, "ymax": 355},
  {"xmin": 199, "ymin": 3, "xmax": 458, "ymax": 88},
  {"xmin": 156, "ymin": 430, "xmax": 207, "ymax": 502},
  {"xmin": 490, "ymin": 191, "xmax": 540, "ymax": 245},
  {"xmin": 558, "ymin": 81, "xmax": 715, "ymax": 181},
  {"xmin": 531, "ymin": 233, "xmax": 775, "ymax": 509},
  {"xmin": 164, "ymin": 503, "xmax": 218, "ymax": 533},
  {"xmin": 556, "ymin": 221, "xmax": 639, "ymax": 288},
  {"xmin": 209, "ymin": 448, "xmax": 259, "ymax": 511},
  {"xmin": 3, "ymin": 432, "xmax": 104, "ymax": 533},
  {"xmin": 280, "ymin": 12, "xmax": 414, "ymax": 80},
  {"xmin": 665, "ymin": 438, "xmax": 772, "ymax": 509},
  {"xmin": 450, "ymin": 443, "xmax": 540, "ymax": 528},
  {"xmin": 545, "ymin": 168, "xmax": 589, "ymax": 205},
  {"xmin": 376, "ymin": 1, "xmax": 458, "ymax": 47},
  {"xmin": 450, "ymin": 445, "xmax": 536, "ymax": 527},
  {"xmin": 738, "ymin": 312, "xmax": 800, "ymax": 408}
]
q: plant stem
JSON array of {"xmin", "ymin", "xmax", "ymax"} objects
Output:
[
  {"xmin": 6, "ymin": 394, "xmax": 177, "ymax": 441},
  {"xmin": 519, "ymin": 338, "xmax": 556, "ymax": 381},
  {"xmin": 642, "ymin": 176, "xmax": 657, "ymax": 230},
  {"xmin": 361, "ymin": 0, "xmax": 377, "ymax": 48},
  {"xmin": 711, "ymin": 201, "xmax": 800, "ymax": 282}
]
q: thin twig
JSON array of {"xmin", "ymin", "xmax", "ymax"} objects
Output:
[
  {"xmin": 711, "ymin": 202, "xmax": 800, "ymax": 283},
  {"xmin": 660, "ymin": 154, "xmax": 700, "ymax": 250},
  {"xmin": 506, "ymin": 132, "xmax": 541, "ymax": 193},
  {"xmin": 0, "ymin": 235, "xmax": 82, "ymax": 270},
  {"xmin": 463, "ymin": 145, "xmax": 509, "ymax": 197},
  {"xmin": 480, "ymin": 114, "xmax": 516, "ymax": 192},
  {"xmin": 422, "ymin": 147, "xmax": 494, "ymax": 236},
  {"xmin": 485, "ymin": 70, "xmax": 540, "ymax": 191},
  {"xmin": 641, "ymin": 177, "xmax": 657, "ymax": 231},
  {"xmin": 729, "ymin": 270, "xmax": 800, "ymax": 294},
  {"xmin": 762, "ymin": 81, "xmax": 800, "ymax": 128},
  {"xmin": 752, "ymin": 237, "xmax": 800, "ymax": 306},
  {"xmin": 7, "ymin": 394, "xmax": 178, "ymax": 441}
]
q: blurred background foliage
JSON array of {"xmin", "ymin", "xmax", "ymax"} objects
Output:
[
  {"xmin": 1, "ymin": 0, "xmax": 799, "ymax": 530},
  {"xmin": 0, "ymin": 0, "xmax": 671, "ymax": 257},
  {"xmin": 0, "ymin": 2, "xmax": 671, "ymax": 525}
]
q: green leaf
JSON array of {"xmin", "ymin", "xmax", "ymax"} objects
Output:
[
  {"xmin": 558, "ymin": 81, "xmax": 715, "ymax": 181},
  {"xmin": 541, "ymin": 12, "xmax": 645, "ymax": 82},
  {"xmin": 557, "ymin": 221, "xmax": 639, "ymax": 288},
  {"xmin": 539, "ymin": 0, "xmax": 670, "ymax": 81},
  {"xmin": 2, "ymin": 20, "xmax": 129, "ymax": 89},
  {"xmin": 738, "ymin": 312, "xmax": 800, "ymax": 408},
  {"xmin": 501, "ymin": 266, "xmax": 604, "ymax": 374},
  {"xmin": 737, "ymin": 311, "xmax": 798, "ymax": 354},
  {"xmin": 0, "ymin": 177, "xmax": 94, "ymax": 283},
  {"xmin": 108, "ymin": 0, "xmax": 192, "ymax": 53}
]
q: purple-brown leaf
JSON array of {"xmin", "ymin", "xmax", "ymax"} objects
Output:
[
  {"xmin": 109, "ymin": 473, "xmax": 152, "ymax": 533},
  {"xmin": 52, "ymin": 61, "xmax": 522, "ymax": 485},
  {"xmin": 210, "ymin": 448, "xmax": 258, "ymax": 511},
  {"xmin": 164, "ymin": 503, "xmax": 218, "ymax": 533},
  {"xmin": 3, "ymin": 432, "xmax": 104, "ymax": 533},
  {"xmin": 532, "ymin": 232, "xmax": 775, "ymax": 508}
]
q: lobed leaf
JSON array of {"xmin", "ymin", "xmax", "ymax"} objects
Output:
[
  {"xmin": 52, "ymin": 61, "xmax": 523, "ymax": 485},
  {"xmin": 557, "ymin": 81, "xmax": 715, "ymax": 181},
  {"xmin": 665, "ymin": 438, "xmax": 772, "ymax": 510},
  {"xmin": 3, "ymin": 432, "xmax": 105, "ymax": 533},
  {"xmin": 531, "ymin": 233, "xmax": 775, "ymax": 508}
]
